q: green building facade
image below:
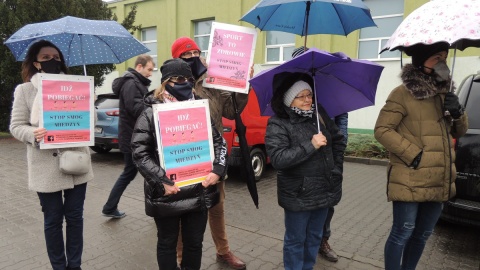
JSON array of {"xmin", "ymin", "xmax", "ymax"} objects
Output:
[{"xmin": 101, "ymin": 0, "xmax": 480, "ymax": 133}]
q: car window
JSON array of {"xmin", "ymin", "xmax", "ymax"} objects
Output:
[
  {"xmin": 95, "ymin": 97, "xmax": 119, "ymax": 109},
  {"xmin": 463, "ymin": 78, "xmax": 480, "ymax": 129}
]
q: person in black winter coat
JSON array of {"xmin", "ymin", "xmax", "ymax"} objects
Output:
[
  {"xmin": 131, "ymin": 58, "xmax": 228, "ymax": 270},
  {"xmin": 102, "ymin": 55, "xmax": 155, "ymax": 218},
  {"xmin": 265, "ymin": 72, "xmax": 346, "ymax": 270}
]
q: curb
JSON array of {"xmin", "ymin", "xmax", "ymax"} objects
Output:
[
  {"xmin": 344, "ymin": 156, "xmax": 388, "ymax": 166},
  {"xmin": 1, "ymin": 134, "xmax": 389, "ymax": 167}
]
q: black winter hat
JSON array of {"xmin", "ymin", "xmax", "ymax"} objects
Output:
[
  {"xmin": 160, "ymin": 58, "xmax": 193, "ymax": 83},
  {"xmin": 291, "ymin": 46, "xmax": 309, "ymax": 58},
  {"xmin": 404, "ymin": 42, "xmax": 449, "ymax": 68}
]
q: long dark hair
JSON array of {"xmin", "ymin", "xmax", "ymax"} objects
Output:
[
  {"xmin": 271, "ymin": 72, "xmax": 314, "ymax": 118},
  {"xmin": 21, "ymin": 40, "xmax": 68, "ymax": 82}
]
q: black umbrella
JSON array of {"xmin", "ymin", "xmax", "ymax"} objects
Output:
[{"xmin": 232, "ymin": 93, "xmax": 259, "ymax": 208}]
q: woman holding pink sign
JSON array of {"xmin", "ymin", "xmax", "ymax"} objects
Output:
[
  {"xmin": 171, "ymin": 36, "xmax": 248, "ymax": 270},
  {"xmin": 9, "ymin": 40, "xmax": 93, "ymax": 270},
  {"xmin": 131, "ymin": 58, "xmax": 228, "ymax": 270}
]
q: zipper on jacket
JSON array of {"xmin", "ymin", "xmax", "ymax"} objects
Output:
[
  {"xmin": 200, "ymin": 186, "xmax": 207, "ymax": 212},
  {"xmin": 438, "ymin": 94, "xmax": 454, "ymax": 200},
  {"xmin": 387, "ymin": 165, "xmax": 393, "ymax": 198}
]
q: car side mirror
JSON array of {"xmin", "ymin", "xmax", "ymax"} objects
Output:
[{"xmin": 473, "ymin": 75, "xmax": 480, "ymax": 82}]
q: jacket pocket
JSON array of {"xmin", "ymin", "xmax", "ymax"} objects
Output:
[{"xmin": 297, "ymin": 176, "xmax": 326, "ymax": 198}]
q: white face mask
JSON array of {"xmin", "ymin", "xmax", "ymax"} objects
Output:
[{"xmin": 432, "ymin": 61, "xmax": 450, "ymax": 82}]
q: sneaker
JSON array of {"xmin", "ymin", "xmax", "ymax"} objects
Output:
[
  {"xmin": 319, "ymin": 237, "xmax": 338, "ymax": 262},
  {"xmin": 102, "ymin": 209, "xmax": 126, "ymax": 219}
]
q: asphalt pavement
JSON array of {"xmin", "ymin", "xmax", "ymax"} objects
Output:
[{"xmin": 0, "ymin": 138, "xmax": 479, "ymax": 270}]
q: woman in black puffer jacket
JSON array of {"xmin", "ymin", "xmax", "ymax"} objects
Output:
[
  {"xmin": 265, "ymin": 72, "xmax": 346, "ymax": 270},
  {"xmin": 131, "ymin": 58, "xmax": 227, "ymax": 270}
]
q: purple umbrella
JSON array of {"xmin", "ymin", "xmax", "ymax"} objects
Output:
[{"xmin": 249, "ymin": 48, "xmax": 384, "ymax": 120}]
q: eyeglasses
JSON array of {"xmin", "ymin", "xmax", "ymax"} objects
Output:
[
  {"xmin": 294, "ymin": 93, "xmax": 313, "ymax": 101},
  {"xmin": 181, "ymin": 50, "xmax": 201, "ymax": 58},
  {"xmin": 169, "ymin": 76, "xmax": 195, "ymax": 84}
]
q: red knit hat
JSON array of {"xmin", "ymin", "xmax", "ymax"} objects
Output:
[{"xmin": 171, "ymin": 37, "xmax": 200, "ymax": 58}]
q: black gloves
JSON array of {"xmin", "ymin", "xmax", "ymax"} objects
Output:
[
  {"xmin": 410, "ymin": 151, "xmax": 423, "ymax": 169},
  {"xmin": 444, "ymin": 92, "xmax": 464, "ymax": 119}
]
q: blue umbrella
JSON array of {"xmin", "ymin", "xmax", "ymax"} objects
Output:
[
  {"xmin": 5, "ymin": 16, "xmax": 149, "ymax": 74},
  {"xmin": 240, "ymin": 0, "xmax": 376, "ymax": 48}
]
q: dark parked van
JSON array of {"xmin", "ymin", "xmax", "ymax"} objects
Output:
[{"xmin": 441, "ymin": 73, "xmax": 480, "ymax": 227}]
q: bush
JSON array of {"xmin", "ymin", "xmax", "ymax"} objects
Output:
[
  {"xmin": 0, "ymin": 132, "xmax": 12, "ymax": 139},
  {"xmin": 345, "ymin": 133, "xmax": 388, "ymax": 159}
]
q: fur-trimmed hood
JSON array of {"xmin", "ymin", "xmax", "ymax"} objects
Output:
[{"xmin": 401, "ymin": 64, "xmax": 454, "ymax": 100}]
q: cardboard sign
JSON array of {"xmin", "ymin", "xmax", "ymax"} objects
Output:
[
  {"xmin": 203, "ymin": 22, "xmax": 257, "ymax": 94},
  {"xmin": 38, "ymin": 74, "xmax": 94, "ymax": 149},
  {"xmin": 153, "ymin": 100, "xmax": 214, "ymax": 187}
]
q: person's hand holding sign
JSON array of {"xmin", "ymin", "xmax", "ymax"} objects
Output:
[
  {"xmin": 163, "ymin": 183, "xmax": 180, "ymax": 195},
  {"xmin": 33, "ymin": 127, "xmax": 47, "ymax": 143},
  {"xmin": 202, "ymin": 172, "xmax": 220, "ymax": 187}
]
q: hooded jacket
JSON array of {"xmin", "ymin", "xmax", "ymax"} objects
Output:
[
  {"xmin": 265, "ymin": 72, "xmax": 346, "ymax": 211},
  {"xmin": 113, "ymin": 68, "xmax": 151, "ymax": 153},
  {"xmin": 131, "ymin": 91, "xmax": 228, "ymax": 217},
  {"xmin": 374, "ymin": 64, "xmax": 468, "ymax": 202},
  {"xmin": 266, "ymin": 106, "xmax": 346, "ymax": 212}
]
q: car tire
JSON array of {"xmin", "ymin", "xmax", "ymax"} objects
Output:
[
  {"xmin": 89, "ymin": 145, "xmax": 112, "ymax": 154},
  {"xmin": 251, "ymin": 148, "xmax": 266, "ymax": 182}
]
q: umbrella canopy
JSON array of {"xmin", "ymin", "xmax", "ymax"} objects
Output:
[
  {"xmin": 381, "ymin": 0, "xmax": 480, "ymax": 53},
  {"xmin": 5, "ymin": 16, "xmax": 149, "ymax": 67},
  {"xmin": 249, "ymin": 48, "xmax": 384, "ymax": 118},
  {"xmin": 240, "ymin": 0, "xmax": 376, "ymax": 46}
]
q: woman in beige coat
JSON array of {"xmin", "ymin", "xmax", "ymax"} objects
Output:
[
  {"xmin": 9, "ymin": 40, "xmax": 93, "ymax": 270},
  {"xmin": 374, "ymin": 42, "xmax": 468, "ymax": 270}
]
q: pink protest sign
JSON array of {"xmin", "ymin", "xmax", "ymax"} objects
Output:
[
  {"xmin": 203, "ymin": 22, "xmax": 257, "ymax": 94},
  {"xmin": 153, "ymin": 100, "xmax": 214, "ymax": 187},
  {"xmin": 38, "ymin": 74, "xmax": 95, "ymax": 149}
]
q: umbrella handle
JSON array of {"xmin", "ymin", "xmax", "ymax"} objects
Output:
[
  {"xmin": 313, "ymin": 75, "xmax": 321, "ymax": 133},
  {"xmin": 303, "ymin": 1, "xmax": 311, "ymax": 48}
]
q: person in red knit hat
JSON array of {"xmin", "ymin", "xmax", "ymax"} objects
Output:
[{"xmin": 171, "ymin": 36, "xmax": 249, "ymax": 270}]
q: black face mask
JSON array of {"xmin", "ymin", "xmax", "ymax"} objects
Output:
[
  {"xmin": 181, "ymin": 57, "xmax": 207, "ymax": 80},
  {"xmin": 38, "ymin": 59, "xmax": 63, "ymax": 74},
  {"xmin": 165, "ymin": 82, "xmax": 194, "ymax": 101}
]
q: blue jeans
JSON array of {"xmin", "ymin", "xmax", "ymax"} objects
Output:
[
  {"xmin": 154, "ymin": 210, "xmax": 208, "ymax": 270},
  {"xmin": 37, "ymin": 183, "xmax": 87, "ymax": 270},
  {"xmin": 102, "ymin": 152, "xmax": 138, "ymax": 213},
  {"xmin": 384, "ymin": 201, "xmax": 443, "ymax": 270},
  {"xmin": 284, "ymin": 208, "xmax": 328, "ymax": 270},
  {"xmin": 323, "ymin": 207, "xmax": 334, "ymax": 238}
]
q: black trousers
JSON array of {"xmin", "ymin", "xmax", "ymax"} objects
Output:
[{"xmin": 154, "ymin": 210, "xmax": 208, "ymax": 270}]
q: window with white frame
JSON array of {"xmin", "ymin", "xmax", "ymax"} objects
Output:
[
  {"xmin": 358, "ymin": 0, "xmax": 404, "ymax": 60},
  {"xmin": 266, "ymin": 31, "xmax": 295, "ymax": 63},
  {"xmin": 141, "ymin": 27, "xmax": 158, "ymax": 68},
  {"xmin": 194, "ymin": 20, "xmax": 214, "ymax": 58}
]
